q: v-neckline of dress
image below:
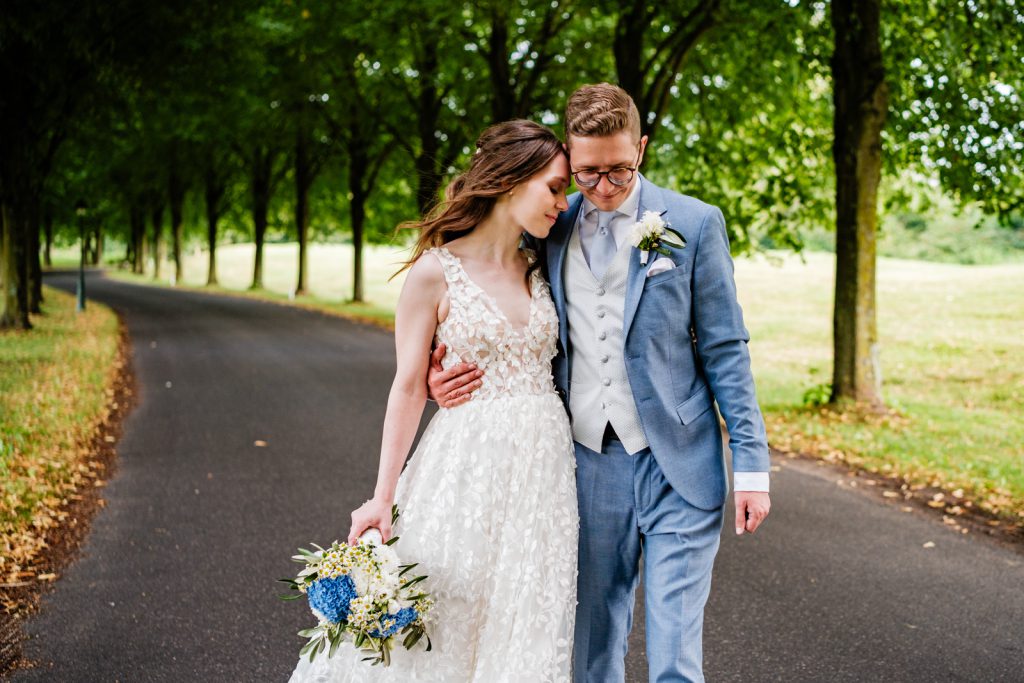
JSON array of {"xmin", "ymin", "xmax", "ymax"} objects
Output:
[{"xmin": 439, "ymin": 246, "xmax": 536, "ymax": 335}]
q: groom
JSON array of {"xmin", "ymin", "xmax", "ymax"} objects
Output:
[{"xmin": 428, "ymin": 83, "xmax": 771, "ymax": 682}]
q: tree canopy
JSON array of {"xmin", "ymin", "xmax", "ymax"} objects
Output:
[{"xmin": 2, "ymin": 0, "xmax": 1022, "ymax": 406}]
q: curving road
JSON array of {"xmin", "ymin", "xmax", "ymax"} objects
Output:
[{"xmin": 10, "ymin": 271, "xmax": 1023, "ymax": 682}]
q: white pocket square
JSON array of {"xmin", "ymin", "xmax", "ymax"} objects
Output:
[{"xmin": 646, "ymin": 258, "xmax": 676, "ymax": 277}]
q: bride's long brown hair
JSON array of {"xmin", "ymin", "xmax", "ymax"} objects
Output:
[{"xmin": 395, "ymin": 119, "xmax": 566, "ymax": 277}]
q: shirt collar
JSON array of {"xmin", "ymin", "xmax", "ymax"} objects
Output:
[{"xmin": 581, "ymin": 176, "xmax": 643, "ymax": 222}]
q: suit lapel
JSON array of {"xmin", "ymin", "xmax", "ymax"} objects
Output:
[
  {"xmin": 623, "ymin": 175, "xmax": 667, "ymax": 338},
  {"xmin": 547, "ymin": 193, "xmax": 584, "ymax": 354}
]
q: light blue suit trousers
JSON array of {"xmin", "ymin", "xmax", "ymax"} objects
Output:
[{"xmin": 573, "ymin": 438, "xmax": 723, "ymax": 683}]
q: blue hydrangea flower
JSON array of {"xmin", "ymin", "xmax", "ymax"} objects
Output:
[
  {"xmin": 370, "ymin": 607, "xmax": 419, "ymax": 637},
  {"xmin": 307, "ymin": 575, "xmax": 357, "ymax": 624}
]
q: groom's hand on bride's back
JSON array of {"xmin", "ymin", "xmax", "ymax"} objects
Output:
[{"xmin": 426, "ymin": 343, "xmax": 483, "ymax": 408}]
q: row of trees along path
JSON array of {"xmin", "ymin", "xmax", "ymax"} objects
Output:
[{"xmin": 2, "ymin": 0, "xmax": 1022, "ymax": 408}]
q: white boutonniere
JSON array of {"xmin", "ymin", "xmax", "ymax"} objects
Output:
[{"xmin": 628, "ymin": 211, "xmax": 686, "ymax": 265}]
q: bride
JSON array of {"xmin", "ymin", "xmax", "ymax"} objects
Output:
[{"xmin": 287, "ymin": 119, "xmax": 578, "ymax": 682}]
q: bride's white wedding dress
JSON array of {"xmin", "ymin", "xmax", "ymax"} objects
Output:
[{"xmin": 288, "ymin": 246, "xmax": 578, "ymax": 682}]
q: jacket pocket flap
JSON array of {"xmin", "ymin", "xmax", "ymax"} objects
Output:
[
  {"xmin": 643, "ymin": 263, "xmax": 689, "ymax": 288},
  {"xmin": 675, "ymin": 385, "xmax": 713, "ymax": 425}
]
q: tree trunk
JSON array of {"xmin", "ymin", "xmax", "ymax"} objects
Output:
[
  {"xmin": 414, "ymin": 129, "xmax": 442, "ymax": 216},
  {"xmin": 205, "ymin": 189, "xmax": 219, "ymax": 287},
  {"xmin": 0, "ymin": 204, "xmax": 12, "ymax": 326},
  {"xmin": 206, "ymin": 212, "xmax": 217, "ymax": 286},
  {"xmin": 169, "ymin": 164, "xmax": 185, "ymax": 284},
  {"xmin": 613, "ymin": 3, "xmax": 649, "ymax": 120},
  {"xmin": 1, "ymin": 202, "xmax": 31, "ymax": 330},
  {"xmin": 413, "ymin": 87, "xmax": 450, "ymax": 216},
  {"xmin": 43, "ymin": 209, "xmax": 53, "ymax": 267},
  {"xmin": 130, "ymin": 204, "xmax": 146, "ymax": 275},
  {"xmin": 614, "ymin": 1, "xmax": 719, "ymax": 146},
  {"xmin": 350, "ymin": 187, "xmax": 365, "ymax": 303},
  {"xmin": 486, "ymin": 6, "xmax": 515, "ymax": 123},
  {"xmin": 125, "ymin": 225, "xmax": 133, "ymax": 266},
  {"xmin": 412, "ymin": 36, "xmax": 443, "ymax": 215},
  {"xmin": 349, "ymin": 148, "xmax": 369, "ymax": 303},
  {"xmin": 92, "ymin": 222, "xmax": 103, "ymax": 266},
  {"xmin": 204, "ymin": 158, "xmax": 226, "ymax": 287},
  {"xmin": 294, "ymin": 129, "xmax": 310, "ymax": 296},
  {"xmin": 829, "ymin": 0, "xmax": 888, "ymax": 408},
  {"xmin": 151, "ymin": 204, "xmax": 164, "ymax": 280},
  {"xmin": 28, "ymin": 201, "xmax": 42, "ymax": 313},
  {"xmin": 414, "ymin": 150, "xmax": 446, "ymax": 218},
  {"xmin": 84, "ymin": 229, "xmax": 94, "ymax": 265},
  {"xmin": 251, "ymin": 147, "xmax": 272, "ymax": 290}
]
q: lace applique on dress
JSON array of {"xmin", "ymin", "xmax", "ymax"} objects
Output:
[{"xmin": 431, "ymin": 246, "xmax": 560, "ymax": 400}]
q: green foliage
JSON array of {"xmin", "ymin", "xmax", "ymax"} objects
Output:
[
  {"xmin": 8, "ymin": 0, "xmax": 1024, "ymax": 284},
  {"xmin": 629, "ymin": 1, "xmax": 836, "ymax": 254},
  {"xmin": 884, "ymin": 0, "xmax": 1024, "ymax": 219},
  {"xmin": 794, "ymin": 181, "xmax": 1024, "ymax": 265},
  {"xmin": 801, "ymin": 363, "xmax": 833, "ymax": 407}
]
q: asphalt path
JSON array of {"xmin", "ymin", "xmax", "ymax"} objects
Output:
[{"xmin": 10, "ymin": 271, "xmax": 1023, "ymax": 682}]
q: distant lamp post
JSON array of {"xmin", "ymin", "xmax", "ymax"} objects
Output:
[{"xmin": 75, "ymin": 200, "xmax": 87, "ymax": 312}]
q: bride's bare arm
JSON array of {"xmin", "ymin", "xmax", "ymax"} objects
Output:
[{"xmin": 348, "ymin": 255, "xmax": 445, "ymax": 544}]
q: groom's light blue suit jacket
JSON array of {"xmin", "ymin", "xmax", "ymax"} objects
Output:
[{"xmin": 545, "ymin": 175, "xmax": 770, "ymax": 511}]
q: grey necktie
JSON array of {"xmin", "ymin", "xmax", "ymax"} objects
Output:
[{"xmin": 589, "ymin": 210, "xmax": 617, "ymax": 280}]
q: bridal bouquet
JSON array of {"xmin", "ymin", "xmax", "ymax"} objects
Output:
[{"xmin": 279, "ymin": 506, "xmax": 434, "ymax": 666}]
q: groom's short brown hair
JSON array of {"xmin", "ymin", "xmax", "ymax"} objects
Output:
[{"xmin": 565, "ymin": 83, "xmax": 642, "ymax": 141}]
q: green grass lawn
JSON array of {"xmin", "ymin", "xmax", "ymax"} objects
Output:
[
  {"xmin": 54, "ymin": 241, "xmax": 1024, "ymax": 523},
  {"xmin": 54, "ymin": 242, "xmax": 410, "ymax": 308},
  {"xmin": 1, "ymin": 287, "xmax": 120, "ymax": 588},
  {"xmin": 736, "ymin": 252, "xmax": 1023, "ymax": 523},
  {"xmin": 76, "ymin": 243, "xmax": 404, "ymax": 328}
]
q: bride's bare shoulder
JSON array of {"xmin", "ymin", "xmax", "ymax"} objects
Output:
[
  {"xmin": 399, "ymin": 251, "xmax": 450, "ymax": 323},
  {"xmin": 402, "ymin": 250, "xmax": 447, "ymax": 292}
]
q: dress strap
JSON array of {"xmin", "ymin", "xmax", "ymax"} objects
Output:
[{"xmin": 427, "ymin": 246, "xmax": 470, "ymax": 292}]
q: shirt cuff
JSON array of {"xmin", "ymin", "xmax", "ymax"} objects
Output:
[{"xmin": 734, "ymin": 471, "xmax": 770, "ymax": 492}]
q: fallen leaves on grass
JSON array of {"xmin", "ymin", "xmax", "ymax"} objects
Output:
[
  {"xmin": 1, "ymin": 291, "xmax": 128, "ymax": 618},
  {"xmin": 765, "ymin": 406, "xmax": 1024, "ymax": 533}
]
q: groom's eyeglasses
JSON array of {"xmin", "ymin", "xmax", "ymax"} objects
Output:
[{"xmin": 571, "ymin": 145, "xmax": 642, "ymax": 189}]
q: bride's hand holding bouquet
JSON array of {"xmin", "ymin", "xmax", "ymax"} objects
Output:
[{"xmin": 348, "ymin": 496, "xmax": 395, "ymax": 546}]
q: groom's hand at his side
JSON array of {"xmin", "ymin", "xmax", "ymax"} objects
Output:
[
  {"xmin": 426, "ymin": 343, "xmax": 483, "ymax": 408},
  {"xmin": 734, "ymin": 491, "xmax": 771, "ymax": 535}
]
